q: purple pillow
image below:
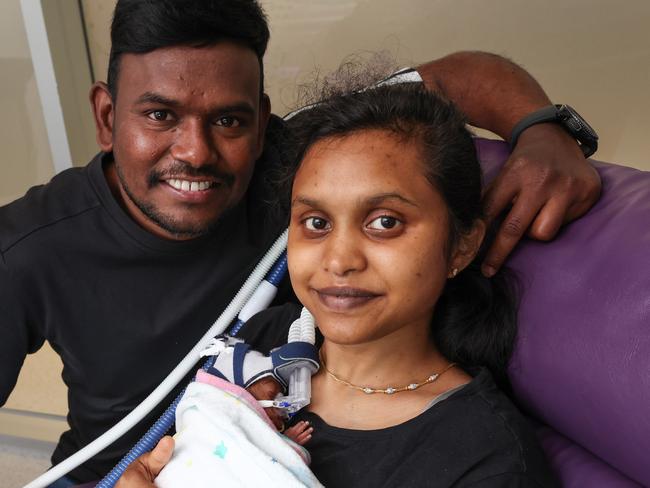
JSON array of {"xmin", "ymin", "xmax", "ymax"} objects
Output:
[{"xmin": 475, "ymin": 138, "xmax": 650, "ymax": 486}]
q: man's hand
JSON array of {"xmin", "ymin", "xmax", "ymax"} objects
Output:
[
  {"xmin": 416, "ymin": 52, "xmax": 602, "ymax": 274},
  {"xmin": 481, "ymin": 123, "xmax": 601, "ymax": 276},
  {"xmin": 115, "ymin": 436, "xmax": 174, "ymax": 488}
]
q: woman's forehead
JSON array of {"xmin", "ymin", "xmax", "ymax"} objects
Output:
[
  {"xmin": 295, "ymin": 130, "xmax": 427, "ymax": 187},
  {"xmin": 291, "ymin": 129, "xmax": 445, "ymax": 215}
]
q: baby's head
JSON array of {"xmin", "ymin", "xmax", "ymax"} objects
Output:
[
  {"xmin": 281, "ymin": 83, "xmax": 516, "ymax": 382},
  {"xmin": 246, "ymin": 376, "xmax": 285, "ymax": 430}
]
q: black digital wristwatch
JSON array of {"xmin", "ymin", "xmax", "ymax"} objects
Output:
[{"xmin": 510, "ymin": 104, "xmax": 599, "ymax": 158}]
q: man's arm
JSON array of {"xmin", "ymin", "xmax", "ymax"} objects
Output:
[
  {"xmin": 0, "ymin": 257, "xmax": 36, "ymax": 406},
  {"xmin": 417, "ymin": 51, "xmax": 601, "ymax": 276}
]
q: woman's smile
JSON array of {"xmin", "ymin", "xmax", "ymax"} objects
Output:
[{"xmin": 311, "ymin": 286, "xmax": 382, "ymax": 312}]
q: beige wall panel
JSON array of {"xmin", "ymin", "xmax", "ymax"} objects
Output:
[
  {"xmin": 1, "ymin": 0, "xmax": 65, "ymax": 440},
  {"xmin": 3, "ymin": 343, "xmax": 67, "ymax": 417},
  {"xmin": 0, "ymin": 0, "xmax": 55, "ymax": 206},
  {"xmin": 264, "ymin": 0, "xmax": 650, "ymax": 170},
  {"xmin": 80, "ymin": 0, "xmax": 114, "ymax": 81},
  {"xmin": 39, "ymin": 0, "xmax": 98, "ymax": 167}
]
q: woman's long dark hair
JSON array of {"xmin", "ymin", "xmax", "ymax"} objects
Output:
[{"xmin": 279, "ymin": 83, "xmax": 517, "ymax": 388}]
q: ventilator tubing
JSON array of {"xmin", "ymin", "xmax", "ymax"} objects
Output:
[
  {"xmin": 96, "ymin": 251, "xmax": 289, "ymax": 488},
  {"xmin": 275, "ymin": 307, "xmax": 317, "ymax": 414},
  {"xmin": 24, "ymin": 230, "xmax": 288, "ymax": 488}
]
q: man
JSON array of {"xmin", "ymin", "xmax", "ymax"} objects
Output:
[{"xmin": 0, "ymin": 0, "xmax": 600, "ymax": 484}]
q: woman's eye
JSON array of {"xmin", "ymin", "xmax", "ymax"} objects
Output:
[
  {"xmin": 367, "ymin": 216, "xmax": 401, "ymax": 230},
  {"xmin": 215, "ymin": 116, "xmax": 240, "ymax": 128},
  {"xmin": 304, "ymin": 217, "xmax": 330, "ymax": 231},
  {"xmin": 148, "ymin": 110, "xmax": 171, "ymax": 121}
]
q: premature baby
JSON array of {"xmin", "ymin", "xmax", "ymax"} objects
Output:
[{"xmin": 154, "ymin": 335, "xmax": 322, "ymax": 488}]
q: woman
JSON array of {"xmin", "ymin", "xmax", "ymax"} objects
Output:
[{"xmin": 122, "ymin": 83, "xmax": 557, "ymax": 487}]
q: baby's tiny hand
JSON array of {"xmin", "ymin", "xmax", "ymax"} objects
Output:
[{"xmin": 284, "ymin": 420, "xmax": 313, "ymax": 445}]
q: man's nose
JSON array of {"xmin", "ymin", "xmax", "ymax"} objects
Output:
[
  {"xmin": 170, "ymin": 119, "xmax": 217, "ymax": 167},
  {"xmin": 322, "ymin": 229, "xmax": 367, "ymax": 277}
]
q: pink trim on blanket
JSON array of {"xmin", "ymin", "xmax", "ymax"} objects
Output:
[{"xmin": 195, "ymin": 370, "xmax": 277, "ymax": 430}]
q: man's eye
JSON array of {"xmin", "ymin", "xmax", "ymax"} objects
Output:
[
  {"xmin": 367, "ymin": 216, "xmax": 401, "ymax": 230},
  {"xmin": 215, "ymin": 116, "xmax": 240, "ymax": 128},
  {"xmin": 304, "ymin": 217, "xmax": 330, "ymax": 231},
  {"xmin": 147, "ymin": 110, "xmax": 171, "ymax": 121}
]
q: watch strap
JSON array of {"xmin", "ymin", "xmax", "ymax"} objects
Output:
[
  {"xmin": 509, "ymin": 105, "xmax": 561, "ymax": 150},
  {"xmin": 510, "ymin": 104, "xmax": 598, "ymax": 157}
]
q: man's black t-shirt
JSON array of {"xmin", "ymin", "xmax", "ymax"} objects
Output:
[
  {"xmin": 243, "ymin": 304, "xmax": 558, "ymax": 487},
  {"xmin": 0, "ymin": 117, "xmax": 293, "ymax": 481}
]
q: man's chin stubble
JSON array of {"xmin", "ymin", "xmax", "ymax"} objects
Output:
[
  {"xmin": 135, "ymin": 198, "xmax": 223, "ymax": 239},
  {"xmin": 120, "ymin": 180, "xmax": 222, "ymax": 239}
]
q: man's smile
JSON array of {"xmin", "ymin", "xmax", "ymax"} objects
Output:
[
  {"xmin": 165, "ymin": 178, "xmax": 214, "ymax": 192},
  {"xmin": 159, "ymin": 177, "xmax": 226, "ymax": 203}
]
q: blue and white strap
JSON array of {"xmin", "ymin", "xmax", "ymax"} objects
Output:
[
  {"xmin": 270, "ymin": 342, "xmax": 320, "ymax": 390},
  {"xmin": 201, "ymin": 336, "xmax": 275, "ymax": 388},
  {"xmin": 200, "ymin": 334, "xmax": 319, "ymax": 392}
]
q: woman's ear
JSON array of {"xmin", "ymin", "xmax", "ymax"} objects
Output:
[
  {"xmin": 448, "ymin": 219, "xmax": 486, "ymax": 278},
  {"xmin": 89, "ymin": 82, "xmax": 114, "ymax": 153}
]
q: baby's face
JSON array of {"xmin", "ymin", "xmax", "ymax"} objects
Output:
[
  {"xmin": 247, "ymin": 376, "xmax": 285, "ymax": 430},
  {"xmin": 287, "ymin": 129, "xmax": 452, "ymax": 347}
]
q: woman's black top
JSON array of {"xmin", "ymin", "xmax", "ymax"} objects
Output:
[{"xmin": 242, "ymin": 304, "xmax": 558, "ymax": 487}]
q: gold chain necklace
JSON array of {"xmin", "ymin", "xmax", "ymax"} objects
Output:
[{"xmin": 319, "ymin": 350, "xmax": 456, "ymax": 395}]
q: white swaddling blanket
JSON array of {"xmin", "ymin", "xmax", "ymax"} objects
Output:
[{"xmin": 155, "ymin": 371, "xmax": 322, "ymax": 488}]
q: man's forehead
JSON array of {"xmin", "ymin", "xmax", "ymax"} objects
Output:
[{"xmin": 116, "ymin": 43, "xmax": 262, "ymax": 100}]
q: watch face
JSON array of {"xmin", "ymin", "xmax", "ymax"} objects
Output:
[
  {"xmin": 557, "ymin": 104, "xmax": 598, "ymax": 157},
  {"xmin": 558, "ymin": 105, "xmax": 598, "ymax": 139}
]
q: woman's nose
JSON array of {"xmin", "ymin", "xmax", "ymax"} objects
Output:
[{"xmin": 322, "ymin": 230, "xmax": 367, "ymax": 276}]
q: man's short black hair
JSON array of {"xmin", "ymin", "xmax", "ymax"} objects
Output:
[{"xmin": 107, "ymin": 0, "xmax": 270, "ymax": 99}]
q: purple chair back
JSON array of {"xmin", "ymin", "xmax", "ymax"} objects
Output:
[{"xmin": 475, "ymin": 138, "xmax": 650, "ymax": 487}]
